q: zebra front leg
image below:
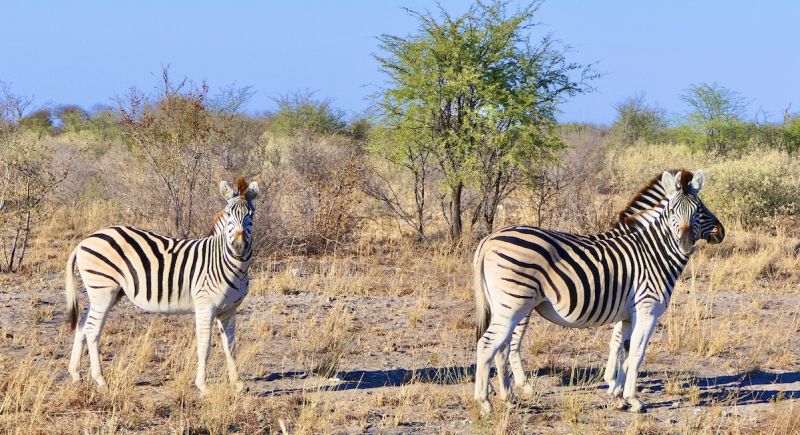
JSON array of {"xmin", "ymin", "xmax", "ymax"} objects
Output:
[
  {"xmin": 604, "ymin": 320, "xmax": 632, "ymax": 398},
  {"xmin": 216, "ymin": 313, "xmax": 244, "ymax": 392},
  {"xmin": 621, "ymin": 310, "xmax": 659, "ymax": 413},
  {"xmin": 194, "ymin": 303, "xmax": 216, "ymax": 395},
  {"xmin": 508, "ymin": 315, "xmax": 535, "ymax": 396}
]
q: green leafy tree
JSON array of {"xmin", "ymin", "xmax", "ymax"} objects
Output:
[
  {"xmin": 269, "ymin": 91, "xmax": 347, "ymax": 136},
  {"xmin": 611, "ymin": 93, "xmax": 667, "ymax": 145},
  {"xmin": 19, "ymin": 108, "xmax": 53, "ymax": 136},
  {"xmin": 54, "ymin": 105, "xmax": 90, "ymax": 133},
  {"xmin": 781, "ymin": 116, "xmax": 800, "ymax": 154},
  {"xmin": 87, "ymin": 105, "xmax": 123, "ymax": 142},
  {"xmin": 374, "ymin": 0, "xmax": 594, "ymax": 239},
  {"xmin": 681, "ymin": 82, "xmax": 749, "ymax": 154}
]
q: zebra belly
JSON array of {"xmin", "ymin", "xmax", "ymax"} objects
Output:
[
  {"xmin": 123, "ymin": 287, "xmax": 196, "ymax": 314},
  {"xmin": 534, "ymin": 301, "xmax": 620, "ymax": 328}
]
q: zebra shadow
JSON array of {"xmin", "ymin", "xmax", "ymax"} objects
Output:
[
  {"xmin": 636, "ymin": 370, "xmax": 800, "ymax": 408},
  {"xmin": 254, "ymin": 364, "xmax": 608, "ymax": 397},
  {"xmin": 254, "ymin": 366, "xmax": 800, "ymax": 408},
  {"xmin": 255, "ymin": 365, "xmax": 478, "ymax": 397}
]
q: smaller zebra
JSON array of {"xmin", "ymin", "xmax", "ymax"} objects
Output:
[{"xmin": 65, "ymin": 177, "xmax": 259, "ymax": 394}]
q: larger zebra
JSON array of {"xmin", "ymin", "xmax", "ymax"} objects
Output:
[
  {"xmin": 473, "ymin": 169, "xmax": 724, "ymax": 414},
  {"xmin": 65, "ymin": 177, "xmax": 259, "ymax": 394}
]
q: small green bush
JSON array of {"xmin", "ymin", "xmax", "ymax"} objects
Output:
[{"xmin": 781, "ymin": 117, "xmax": 800, "ymax": 154}]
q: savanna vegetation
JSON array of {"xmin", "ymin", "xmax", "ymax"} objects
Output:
[{"xmin": 1, "ymin": 1, "xmax": 798, "ymax": 433}]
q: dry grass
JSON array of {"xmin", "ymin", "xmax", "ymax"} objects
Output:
[{"xmin": 291, "ymin": 302, "xmax": 357, "ymax": 378}]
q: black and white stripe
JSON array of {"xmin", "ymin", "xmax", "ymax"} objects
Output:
[
  {"xmin": 65, "ymin": 178, "xmax": 259, "ymax": 394},
  {"xmin": 472, "ymin": 169, "xmax": 724, "ymax": 414}
]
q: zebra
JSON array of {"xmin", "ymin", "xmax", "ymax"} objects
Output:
[
  {"xmin": 472, "ymin": 169, "xmax": 725, "ymax": 414},
  {"xmin": 64, "ymin": 177, "xmax": 259, "ymax": 394}
]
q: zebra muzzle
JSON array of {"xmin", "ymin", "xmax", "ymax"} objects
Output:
[
  {"xmin": 708, "ymin": 223, "xmax": 725, "ymax": 244},
  {"xmin": 679, "ymin": 229, "xmax": 695, "ymax": 254},
  {"xmin": 232, "ymin": 231, "xmax": 246, "ymax": 252}
]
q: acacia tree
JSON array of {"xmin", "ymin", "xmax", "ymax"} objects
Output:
[
  {"xmin": 611, "ymin": 93, "xmax": 667, "ymax": 145},
  {"xmin": 681, "ymin": 82, "xmax": 748, "ymax": 155},
  {"xmin": 374, "ymin": 0, "xmax": 594, "ymax": 239}
]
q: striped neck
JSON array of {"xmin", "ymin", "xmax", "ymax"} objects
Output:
[
  {"xmin": 212, "ymin": 232, "xmax": 253, "ymax": 282},
  {"xmin": 626, "ymin": 200, "xmax": 691, "ymax": 295}
]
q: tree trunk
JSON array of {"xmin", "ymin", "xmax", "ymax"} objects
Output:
[{"xmin": 449, "ymin": 182, "xmax": 463, "ymax": 241}]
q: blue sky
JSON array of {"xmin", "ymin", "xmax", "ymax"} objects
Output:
[{"xmin": 1, "ymin": 1, "xmax": 798, "ymax": 124}]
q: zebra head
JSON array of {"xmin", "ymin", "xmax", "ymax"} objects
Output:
[
  {"xmin": 218, "ymin": 177, "xmax": 259, "ymax": 257},
  {"xmin": 661, "ymin": 170, "xmax": 725, "ymax": 255}
]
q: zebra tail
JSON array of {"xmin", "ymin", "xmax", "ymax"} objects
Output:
[
  {"xmin": 473, "ymin": 237, "xmax": 491, "ymax": 342},
  {"xmin": 65, "ymin": 245, "xmax": 80, "ymax": 330}
]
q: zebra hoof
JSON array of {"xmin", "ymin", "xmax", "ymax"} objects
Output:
[
  {"xmin": 479, "ymin": 400, "xmax": 492, "ymax": 416},
  {"xmin": 234, "ymin": 381, "xmax": 248, "ymax": 393},
  {"xmin": 521, "ymin": 381, "xmax": 535, "ymax": 396},
  {"xmin": 615, "ymin": 398, "xmax": 630, "ymax": 411},
  {"xmin": 93, "ymin": 375, "xmax": 107, "ymax": 390},
  {"xmin": 628, "ymin": 398, "xmax": 646, "ymax": 413},
  {"xmin": 70, "ymin": 372, "xmax": 81, "ymax": 383},
  {"xmin": 612, "ymin": 386, "xmax": 624, "ymax": 398}
]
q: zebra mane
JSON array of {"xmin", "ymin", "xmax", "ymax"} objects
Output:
[
  {"xmin": 208, "ymin": 211, "xmax": 225, "ymax": 236},
  {"xmin": 618, "ymin": 169, "xmax": 694, "ymax": 227},
  {"xmin": 236, "ymin": 176, "xmax": 249, "ymax": 198}
]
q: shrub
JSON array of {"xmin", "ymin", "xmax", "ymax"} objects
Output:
[
  {"xmin": 605, "ymin": 144, "xmax": 800, "ymax": 227},
  {"xmin": 680, "ymin": 83, "xmax": 750, "ymax": 155},
  {"xmin": 261, "ymin": 130, "xmax": 366, "ymax": 254},
  {"xmin": 118, "ymin": 69, "xmax": 225, "ymax": 238},
  {"xmin": 703, "ymin": 152, "xmax": 800, "ymax": 226},
  {"xmin": 0, "ymin": 134, "xmax": 66, "ymax": 272}
]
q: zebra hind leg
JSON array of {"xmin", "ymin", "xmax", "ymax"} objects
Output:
[
  {"xmin": 68, "ymin": 308, "xmax": 89, "ymax": 382},
  {"xmin": 493, "ymin": 342, "xmax": 512, "ymax": 402},
  {"xmin": 475, "ymin": 315, "xmax": 526, "ymax": 415},
  {"xmin": 508, "ymin": 314, "xmax": 535, "ymax": 396},
  {"xmin": 82, "ymin": 287, "xmax": 121, "ymax": 389}
]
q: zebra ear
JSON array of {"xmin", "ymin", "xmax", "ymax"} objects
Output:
[
  {"xmin": 245, "ymin": 181, "xmax": 259, "ymax": 201},
  {"xmin": 690, "ymin": 170, "xmax": 705, "ymax": 194},
  {"xmin": 661, "ymin": 171, "xmax": 679, "ymax": 194},
  {"xmin": 219, "ymin": 181, "xmax": 236, "ymax": 199}
]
